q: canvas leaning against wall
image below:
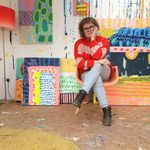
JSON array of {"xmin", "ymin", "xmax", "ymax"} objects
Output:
[
  {"xmin": 22, "ymin": 58, "xmax": 60, "ymax": 105},
  {"xmin": 90, "ymin": 0, "xmax": 150, "ymax": 105},
  {"xmin": 15, "ymin": 58, "xmax": 81, "ymax": 105},
  {"xmin": 63, "ymin": 0, "xmax": 150, "ymax": 105},
  {"xmin": 18, "ymin": 0, "xmax": 53, "ymax": 44}
]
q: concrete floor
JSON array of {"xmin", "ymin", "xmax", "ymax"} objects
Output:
[{"xmin": 0, "ymin": 102, "xmax": 150, "ymax": 150}]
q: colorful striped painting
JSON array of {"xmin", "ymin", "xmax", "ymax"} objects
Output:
[
  {"xmin": 74, "ymin": 0, "xmax": 90, "ymax": 15},
  {"xmin": 23, "ymin": 58, "xmax": 60, "ymax": 104},
  {"xmin": 28, "ymin": 66, "xmax": 60, "ymax": 105}
]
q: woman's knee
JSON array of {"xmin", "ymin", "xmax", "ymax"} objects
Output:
[
  {"xmin": 92, "ymin": 63, "xmax": 102, "ymax": 71},
  {"xmin": 101, "ymin": 65, "xmax": 111, "ymax": 81}
]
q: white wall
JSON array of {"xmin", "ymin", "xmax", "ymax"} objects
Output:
[
  {"xmin": 0, "ymin": 0, "xmax": 10, "ymax": 100},
  {"xmin": 0, "ymin": 30, "xmax": 5, "ymax": 100},
  {"xmin": 0, "ymin": 0, "xmax": 82, "ymax": 100}
]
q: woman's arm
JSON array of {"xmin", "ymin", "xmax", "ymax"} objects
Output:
[
  {"xmin": 74, "ymin": 40, "xmax": 95, "ymax": 70},
  {"xmin": 90, "ymin": 36, "xmax": 110, "ymax": 60},
  {"xmin": 94, "ymin": 58, "xmax": 111, "ymax": 65}
]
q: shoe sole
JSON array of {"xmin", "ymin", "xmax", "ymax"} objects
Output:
[
  {"xmin": 103, "ymin": 122, "xmax": 111, "ymax": 126},
  {"xmin": 72, "ymin": 102, "xmax": 81, "ymax": 108}
]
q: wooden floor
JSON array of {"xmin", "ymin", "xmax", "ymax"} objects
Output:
[{"xmin": 0, "ymin": 101, "xmax": 150, "ymax": 150}]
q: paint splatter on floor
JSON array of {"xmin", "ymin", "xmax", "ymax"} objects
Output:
[
  {"xmin": 0, "ymin": 102, "xmax": 150, "ymax": 150},
  {"xmin": 0, "ymin": 128, "xmax": 79, "ymax": 150}
]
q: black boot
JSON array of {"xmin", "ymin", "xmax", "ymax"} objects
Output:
[
  {"xmin": 102, "ymin": 107, "xmax": 112, "ymax": 126},
  {"xmin": 73, "ymin": 90, "xmax": 87, "ymax": 108}
]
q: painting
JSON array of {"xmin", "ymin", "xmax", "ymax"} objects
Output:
[
  {"xmin": 19, "ymin": 0, "xmax": 53, "ymax": 44},
  {"xmin": 23, "ymin": 57, "xmax": 60, "ymax": 104},
  {"xmin": 28, "ymin": 66, "xmax": 60, "ymax": 105},
  {"xmin": 89, "ymin": 0, "xmax": 150, "ymax": 105},
  {"xmin": 15, "ymin": 79, "xmax": 23, "ymax": 102},
  {"xmin": 73, "ymin": 0, "xmax": 90, "ymax": 15},
  {"xmin": 15, "ymin": 58, "xmax": 24, "ymax": 102},
  {"xmin": 59, "ymin": 59, "xmax": 82, "ymax": 104},
  {"xmin": 16, "ymin": 58, "xmax": 24, "ymax": 79},
  {"xmin": 60, "ymin": 72, "xmax": 81, "ymax": 94}
]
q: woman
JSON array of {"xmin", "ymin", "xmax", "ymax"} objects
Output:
[{"xmin": 73, "ymin": 17, "xmax": 112, "ymax": 126}]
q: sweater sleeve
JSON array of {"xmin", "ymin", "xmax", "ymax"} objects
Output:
[
  {"xmin": 74, "ymin": 40, "xmax": 95, "ymax": 70},
  {"xmin": 89, "ymin": 37, "xmax": 110, "ymax": 60}
]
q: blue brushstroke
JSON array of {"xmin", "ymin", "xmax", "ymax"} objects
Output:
[
  {"xmin": 63, "ymin": 0, "xmax": 67, "ymax": 35},
  {"xmin": 109, "ymin": 27, "xmax": 150, "ymax": 47},
  {"xmin": 94, "ymin": 0, "xmax": 98, "ymax": 18},
  {"xmin": 69, "ymin": 0, "xmax": 72, "ymax": 15}
]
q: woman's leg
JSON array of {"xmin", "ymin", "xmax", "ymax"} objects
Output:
[
  {"xmin": 74, "ymin": 64, "xmax": 112, "ymax": 126},
  {"xmin": 92, "ymin": 65, "xmax": 112, "ymax": 126},
  {"xmin": 73, "ymin": 63, "xmax": 102, "ymax": 108},
  {"xmin": 81, "ymin": 63, "xmax": 103, "ymax": 94},
  {"xmin": 92, "ymin": 65, "xmax": 110, "ymax": 108}
]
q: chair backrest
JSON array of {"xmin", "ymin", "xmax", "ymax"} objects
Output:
[{"xmin": 76, "ymin": 66, "xmax": 119, "ymax": 86}]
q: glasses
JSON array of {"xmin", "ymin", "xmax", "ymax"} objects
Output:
[{"xmin": 83, "ymin": 26, "xmax": 95, "ymax": 32}]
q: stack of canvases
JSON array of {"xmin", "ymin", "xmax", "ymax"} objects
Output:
[
  {"xmin": 59, "ymin": 59, "xmax": 82, "ymax": 104},
  {"xmin": 15, "ymin": 57, "xmax": 60, "ymax": 105},
  {"xmin": 15, "ymin": 58, "xmax": 24, "ymax": 103},
  {"xmin": 15, "ymin": 58, "xmax": 81, "ymax": 105}
]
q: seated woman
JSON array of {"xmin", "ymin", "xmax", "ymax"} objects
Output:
[{"xmin": 73, "ymin": 17, "xmax": 112, "ymax": 126}]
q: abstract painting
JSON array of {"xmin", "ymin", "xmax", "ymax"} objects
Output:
[
  {"xmin": 19, "ymin": 0, "xmax": 53, "ymax": 44},
  {"xmin": 23, "ymin": 57, "xmax": 60, "ymax": 104},
  {"xmin": 15, "ymin": 79, "xmax": 23, "ymax": 102},
  {"xmin": 89, "ymin": 0, "xmax": 150, "ymax": 105},
  {"xmin": 73, "ymin": 0, "xmax": 90, "ymax": 15},
  {"xmin": 28, "ymin": 66, "xmax": 60, "ymax": 105},
  {"xmin": 15, "ymin": 58, "xmax": 24, "ymax": 102},
  {"xmin": 59, "ymin": 59, "xmax": 82, "ymax": 104}
]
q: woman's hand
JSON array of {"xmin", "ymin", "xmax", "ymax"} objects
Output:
[
  {"xmin": 95, "ymin": 58, "xmax": 110, "ymax": 65},
  {"xmin": 91, "ymin": 27, "xmax": 98, "ymax": 41}
]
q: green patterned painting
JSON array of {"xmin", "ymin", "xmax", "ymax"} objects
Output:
[{"xmin": 19, "ymin": 0, "xmax": 53, "ymax": 44}]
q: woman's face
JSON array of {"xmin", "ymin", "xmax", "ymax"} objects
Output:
[{"xmin": 82, "ymin": 22, "xmax": 95, "ymax": 39}]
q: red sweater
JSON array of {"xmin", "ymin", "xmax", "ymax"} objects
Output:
[{"xmin": 74, "ymin": 35, "xmax": 111, "ymax": 79}]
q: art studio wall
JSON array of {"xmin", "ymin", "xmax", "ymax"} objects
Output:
[
  {"xmin": 0, "ymin": 0, "xmax": 80, "ymax": 100},
  {"xmin": 0, "ymin": 0, "xmax": 149, "ymax": 105}
]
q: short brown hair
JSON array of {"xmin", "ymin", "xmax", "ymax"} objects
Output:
[{"xmin": 78, "ymin": 17, "xmax": 99, "ymax": 37}]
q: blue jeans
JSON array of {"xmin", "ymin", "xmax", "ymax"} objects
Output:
[{"xmin": 81, "ymin": 63, "xmax": 110, "ymax": 108}]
